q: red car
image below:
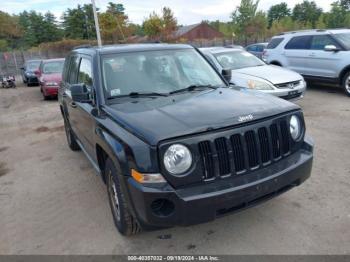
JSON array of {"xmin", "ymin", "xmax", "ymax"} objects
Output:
[{"xmin": 38, "ymin": 58, "xmax": 65, "ymax": 100}]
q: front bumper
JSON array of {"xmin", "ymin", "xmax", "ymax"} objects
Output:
[
  {"xmin": 26, "ymin": 75, "xmax": 39, "ymax": 84},
  {"xmin": 127, "ymin": 138, "xmax": 313, "ymax": 229},
  {"xmin": 264, "ymin": 81, "xmax": 307, "ymax": 101},
  {"xmin": 43, "ymin": 86, "xmax": 59, "ymax": 96}
]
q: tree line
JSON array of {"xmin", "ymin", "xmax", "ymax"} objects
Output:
[{"xmin": 0, "ymin": 0, "xmax": 349, "ymax": 51}]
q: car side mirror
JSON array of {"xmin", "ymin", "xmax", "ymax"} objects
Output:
[
  {"xmin": 34, "ymin": 70, "xmax": 41, "ymax": 76},
  {"xmin": 324, "ymin": 45, "xmax": 339, "ymax": 52},
  {"xmin": 71, "ymin": 84, "xmax": 91, "ymax": 103},
  {"xmin": 20, "ymin": 67, "xmax": 25, "ymax": 70},
  {"xmin": 222, "ymin": 69, "xmax": 232, "ymax": 82}
]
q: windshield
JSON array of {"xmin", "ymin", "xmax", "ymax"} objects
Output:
[
  {"xmin": 102, "ymin": 49, "xmax": 225, "ymax": 98},
  {"xmin": 42, "ymin": 61, "xmax": 64, "ymax": 74},
  {"xmin": 214, "ymin": 51, "xmax": 265, "ymax": 70},
  {"xmin": 27, "ymin": 61, "xmax": 41, "ymax": 71},
  {"xmin": 333, "ymin": 33, "xmax": 350, "ymax": 50}
]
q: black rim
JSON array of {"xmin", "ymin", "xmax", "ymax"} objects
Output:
[{"xmin": 108, "ymin": 171, "xmax": 121, "ymax": 222}]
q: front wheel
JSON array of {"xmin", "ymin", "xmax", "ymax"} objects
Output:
[
  {"xmin": 342, "ymin": 71, "xmax": 350, "ymax": 97},
  {"xmin": 106, "ymin": 158, "xmax": 140, "ymax": 236}
]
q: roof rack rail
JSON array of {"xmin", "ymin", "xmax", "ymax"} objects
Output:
[{"xmin": 73, "ymin": 44, "xmax": 92, "ymax": 50}]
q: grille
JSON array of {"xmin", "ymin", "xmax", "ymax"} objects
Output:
[
  {"xmin": 198, "ymin": 119, "xmax": 292, "ymax": 180},
  {"xmin": 275, "ymin": 80, "xmax": 301, "ymax": 89}
]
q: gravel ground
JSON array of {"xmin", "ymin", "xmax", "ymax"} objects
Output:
[{"xmin": 0, "ymin": 83, "xmax": 350, "ymax": 255}]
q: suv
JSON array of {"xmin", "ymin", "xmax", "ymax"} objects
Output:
[
  {"xmin": 59, "ymin": 44, "xmax": 314, "ymax": 235},
  {"xmin": 263, "ymin": 29, "xmax": 350, "ymax": 96}
]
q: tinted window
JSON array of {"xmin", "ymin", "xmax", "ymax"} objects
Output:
[
  {"xmin": 310, "ymin": 35, "xmax": 340, "ymax": 50},
  {"xmin": 78, "ymin": 58, "xmax": 93, "ymax": 88},
  {"xmin": 285, "ymin": 36, "xmax": 312, "ymax": 50},
  {"xmin": 68, "ymin": 56, "xmax": 80, "ymax": 84},
  {"xmin": 267, "ymin": 38, "xmax": 284, "ymax": 49},
  {"xmin": 246, "ymin": 45, "xmax": 257, "ymax": 52}
]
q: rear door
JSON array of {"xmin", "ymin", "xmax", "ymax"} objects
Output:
[
  {"xmin": 307, "ymin": 34, "xmax": 343, "ymax": 78},
  {"xmin": 283, "ymin": 35, "xmax": 312, "ymax": 75}
]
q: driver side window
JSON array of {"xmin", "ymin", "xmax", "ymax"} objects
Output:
[{"xmin": 78, "ymin": 57, "xmax": 93, "ymax": 91}]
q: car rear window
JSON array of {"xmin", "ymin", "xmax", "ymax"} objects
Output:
[{"xmin": 267, "ymin": 38, "xmax": 284, "ymax": 49}]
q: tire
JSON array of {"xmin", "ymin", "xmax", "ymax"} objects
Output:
[
  {"xmin": 342, "ymin": 71, "xmax": 350, "ymax": 97},
  {"xmin": 106, "ymin": 158, "xmax": 140, "ymax": 236},
  {"xmin": 63, "ymin": 116, "xmax": 80, "ymax": 151}
]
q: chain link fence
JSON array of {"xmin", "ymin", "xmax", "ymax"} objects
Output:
[{"xmin": 0, "ymin": 49, "xmax": 69, "ymax": 76}]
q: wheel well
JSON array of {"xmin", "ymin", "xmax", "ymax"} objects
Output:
[
  {"xmin": 339, "ymin": 66, "xmax": 350, "ymax": 84},
  {"xmin": 270, "ymin": 61, "xmax": 282, "ymax": 66},
  {"xmin": 96, "ymin": 144, "xmax": 108, "ymax": 183}
]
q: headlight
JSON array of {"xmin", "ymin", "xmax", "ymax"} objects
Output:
[
  {"xmin": 290, "ymin": 115, "xmax": 301, "ymax": 140},
  {"xmin": 163, "ymin": 144, "xmax": 192, "ymax": 175},
  {"xmin": 46, "ymin": 82, "xmax": 58, "ymax": 86},
  {"xmin": 247, "ymin": 80, "xmax": 274, "ymax": 90}
]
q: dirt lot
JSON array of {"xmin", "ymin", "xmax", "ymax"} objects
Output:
[{"xmin": 0, "ymin": 83, "xmax": 350, "ymax": 255}]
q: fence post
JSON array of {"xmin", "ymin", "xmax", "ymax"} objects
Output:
[{"xmin": 12, "ymin": 52, "xmax": 19, "ymax": 76}]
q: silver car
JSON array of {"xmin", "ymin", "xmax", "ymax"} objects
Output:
[
  {"xmin": 200, "ymin": 47, "xmax": 306, "ymax": 100},
  {"xmin": 263, "ymin": 29, "xmax": 350, "ymax": 97}
]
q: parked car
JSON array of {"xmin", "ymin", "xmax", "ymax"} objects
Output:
[
  {"xmin": 200, "ymin": 47, "xmax": 306, "ymax": 100},
  {"xmin": 263, "ymin": 29, "xmax": 350, "ymax": 96},
  {"xmin": 59, "ymin": 44, "xmax": 313, "ymax": 235},
  {"xmin": 38, "ymin": 58, "xmax": 65, "ymax": 100},
  {"xmin": 245, "ymin": 42, "xmax": 268, "ymax": 59},
  {"xmin": 20, "ymin": 59, "xmax": 41, "ymax": 86},
  {"xmin": 225, "ymin": 44, "xmax": 244, "ymax": 49}
]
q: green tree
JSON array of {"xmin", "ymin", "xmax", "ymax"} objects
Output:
[
  {"xmin": 62, "ymin": 4, "xmax": 96, "ymax": 39},
  {"xmin": 267, "ymin": 2, "xmax": 291, "ymax": 28},
  {"xmin": 0, "ymin": 11, "xmax": 22, "ymax": 49},
  {"xmin": 142, "ymin": 7, "xmax": 177, "ymax": 41},
  {"xmin": 328, "ymin": 0, "xmax": 350, "ymax": 28},
  {"xmin": 292, "ymin": 0, "xmax": 322, "ymax": 27}
]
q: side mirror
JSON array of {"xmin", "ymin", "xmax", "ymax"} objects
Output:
[
  {"xmin": 222, "ymin": 69, "xmax": 232, "ymax": 82},
  {"xmin": 324, "ymin": 45, "xmax": 339, "ymax": 52},
  {"xmin": 34, "ymin": 70, "xmax": 41, "ymax": 76},
  {"xmin": 20, "ymin": 67, "xmax": 25, "ymax": 70},
  {"xmin": 71, "ymin": 84, "xmax": 91, "ymax": 103}
]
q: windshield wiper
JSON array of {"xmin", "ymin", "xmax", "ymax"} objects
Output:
[
  {"xmin": 169, "ymin": 84, "xmax": 218, "ymax": 95},
  {"xmin": 107, "ymin": 92, "xmax": 168, "ymax": 100}
]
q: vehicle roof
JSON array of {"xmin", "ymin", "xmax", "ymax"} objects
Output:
[
  {"xmin": 41, "ymin": 58, "xmax": 65, "ymax": 63},
  {"xmin": 26, "ymin": 59, "xmax": 42, "ymax": 63},
  {"xmin": 247, "ymin": 42, "xmax": 268, "ymax": 46},
  {"xmin": 73, "ymin": 43, "xmax": 193, "ymax": 55},
  {"xmin": 200, "ymin": 47, "xmax": 244, "ymax": 54},
  {"xmin": 274, "ymin": 28, "xmax": 350, "ymax": 37}
]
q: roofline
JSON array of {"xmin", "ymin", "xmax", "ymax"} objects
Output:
[{"xmin": 277, "ymin": 28, "xmax": 350, "ymax": 36}]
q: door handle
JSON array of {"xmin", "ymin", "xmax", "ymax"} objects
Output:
[
  {"xmin": 70, "ymin": 101, "xmax": 77, "ymax": 108},
  {"xmin": 309, "ymin": 53, "xmax": 316, "ymax": 57}
]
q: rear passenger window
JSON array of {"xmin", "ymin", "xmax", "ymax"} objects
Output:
[
  {"xmin": 310, "ymin": 35, "xmax": 340, "ymax": 50},
  {"xmin": 267, "ymin": 38, "xmax": 284, "ymax": 49},
  {"xmin": 285, "ymin": 36, "xmax": 312, "ymax": 50},
  {"xmin": 68, "ymin": 56, "xmax": 81, "ymax": 84}
]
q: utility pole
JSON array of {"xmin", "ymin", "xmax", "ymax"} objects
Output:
[{"xmin": 91, "ymin": 0, "xmax": 102, "ymax": 47}]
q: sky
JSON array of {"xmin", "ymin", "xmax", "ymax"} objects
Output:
[{"xmin": 1, "ymin": 0, "xmax": 333, "ymax": 25}]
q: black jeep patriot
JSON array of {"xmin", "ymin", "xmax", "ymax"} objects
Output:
[{"xmin": 58, "ymin": 44, "xmax": 314, "ymax": 235}]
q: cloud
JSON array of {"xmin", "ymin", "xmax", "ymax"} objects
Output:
[{"xmin": 1, "ymin": 0, "xmax": 332, "ymax": 25}]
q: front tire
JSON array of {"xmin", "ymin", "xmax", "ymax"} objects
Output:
[
  {"xmin": 106, "ymin": 158, "xmax": 140, "ymax": 236},
  {"xmin": 342, "ymin": 71, "xmax": 350, "ymax": 97},
  {"xmin": 63, "ymin": 116, "xmax": 80, "ymax": 151}
]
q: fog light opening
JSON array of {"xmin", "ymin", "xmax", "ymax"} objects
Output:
[{"xmin": 151, "ymin": 199, "xmax": 175, "ymax": 217}]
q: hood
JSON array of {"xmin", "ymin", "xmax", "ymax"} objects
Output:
[
  {"xmin": 42, "ymin": 73, "xmax": 62, "ymax": 83},
  {"xmin": 104, "ymin": 88, "xmax": 299, "ymax": 145},
  {"xmin": 233, "ymin": 65, "xmax": 303, "ymax": 84}
]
